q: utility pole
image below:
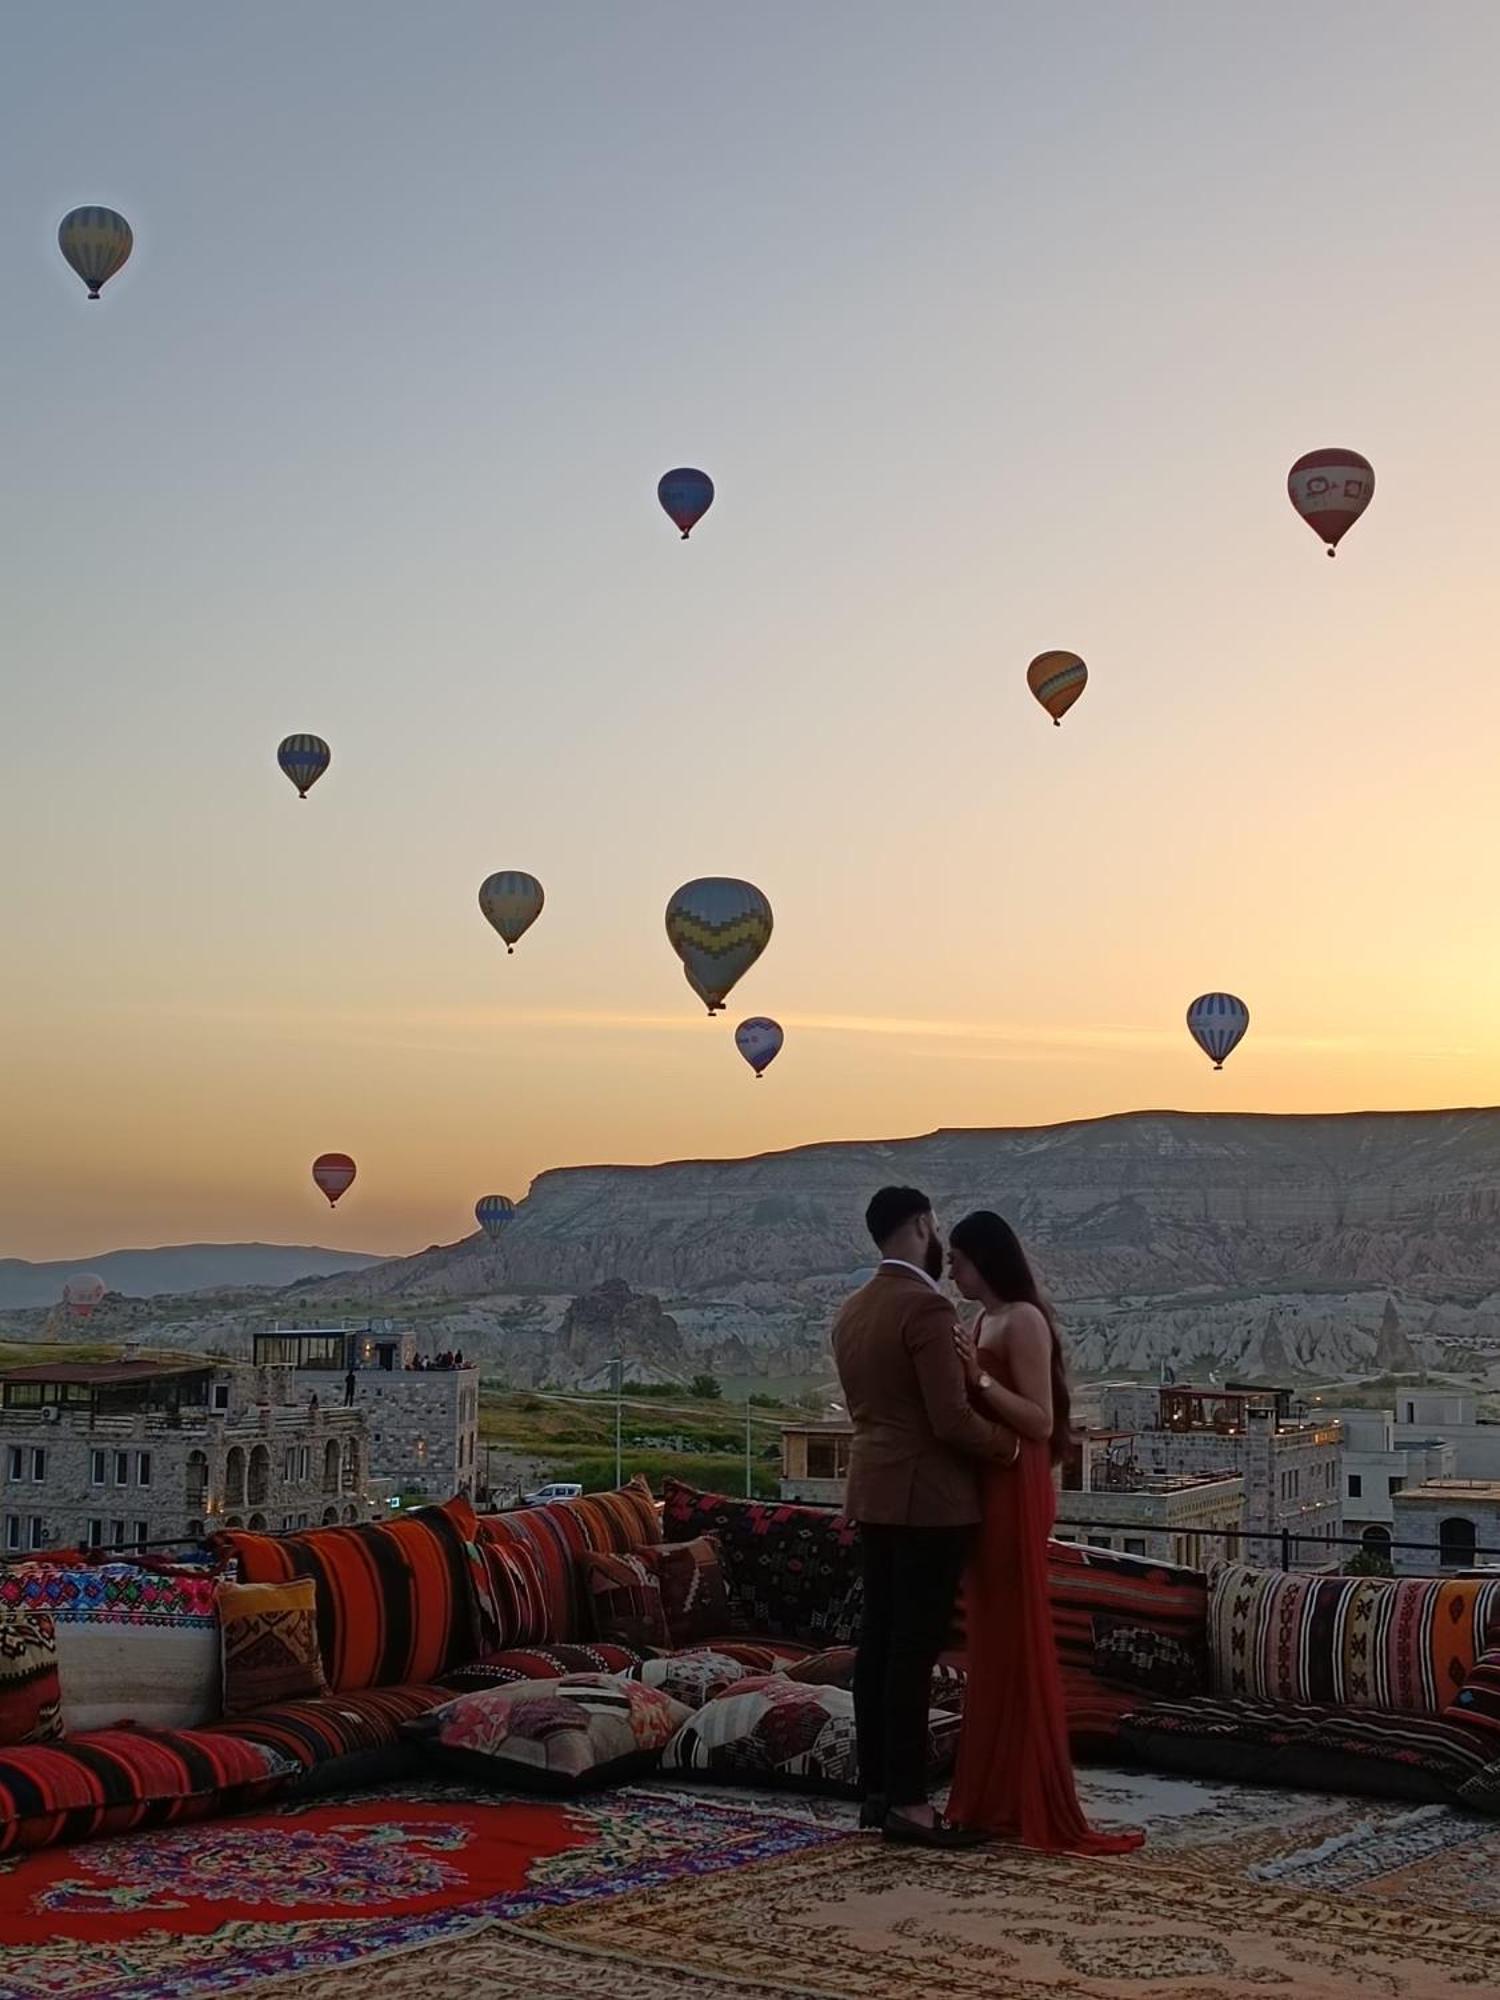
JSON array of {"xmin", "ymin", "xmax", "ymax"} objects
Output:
[
  {"xmin": 745, "ymin": 1398, "xmax": 753, "ymax": 1498},
  {"xmin": 613, "ymin": 1357, "xmax": 623, "ymax": 1489}
]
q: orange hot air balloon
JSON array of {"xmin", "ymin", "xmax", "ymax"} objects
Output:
[
  {"xmin": 312, "ymin": 1153, "xmax": 357, "ymax": 1207},
  {"xmin": 1287, "ymin": 449, "xmax": 1374, "ymax": 556},
  {"xmin": 1027, "ymin": 651, "xmax": 1088, "ymax": 726}
]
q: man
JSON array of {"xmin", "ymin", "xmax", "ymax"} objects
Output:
[{"xmin": 832, "ymin": 1186, "xmax": 1018, "ymax": 1847}]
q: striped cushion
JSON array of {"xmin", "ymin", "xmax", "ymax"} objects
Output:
[
  {"xmin": 476, "ymin": 1479, "xmax": 660, "ymax": 1645},
  {"xmin": 1037, "ymin": 1542, "xmax": 1209, "ymax": 1750},
  {"xmin": 212, "ymin": 1498, "xmax": 483, "ymax": 1693},
  {"xmin": 211, "ymin": 1684, "xmax": 450, "ymax": 1772},
  {"xmin": 1444, "ymin": 1640, "xmax": 1500, "ymax": 1738},
  {"xmin": 477, "ymin": 1534, "xmax": 551, "ymax": 1648},
  {"xmin": 440, "ymin": 1642, "xmax": 643, "ymax": 1694},
  {"xmin": 0, "ymin": 1726, "xmax": 292, "ymax": 1856},
  {"xmin": 1209, "ymin": 1562, "xmax": 1500, "ymax": 1716}
]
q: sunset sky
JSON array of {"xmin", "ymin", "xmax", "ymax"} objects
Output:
[{"xmin": 5, "ymin": 4, "xmax": 1500, "ymax": 1261}]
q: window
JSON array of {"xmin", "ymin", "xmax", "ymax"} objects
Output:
[
  {"xmin": 298, "ymin": 1446, "xmax": 310, "ymax": 1482},
  {"xmin": 3, "ymin": 1384, "xmax": 43, "ymax": 1408},
  {"xmin": 1293, "ymin": 1469, "xmax": 1301, "ymax": 1498},
  {"xmin": 137, "ymin": 1452, "xmax": 152, "ymax": 1488},
  {"xmin": 86, "ymin": 1518, "xmax": 104, "ymax": 1546},
  {"xmin": 4, "ymin": 1516, "xmax": 20, "ymax": 1552},
  {"xmin": 1389, "ymin": 1476, "xmax": 1404, "ymax": 1496},
  {"xmin": 281, "ymin": 1514, "xmax": 294, "ymax": 1533},
  {"xmin": 5, "ymin": 1448, "xmax": 21, "ymax": 1483},
  {"xmin": 1348, "ymin": 1474, "xmax": 1363, "ymax": 1499},
  {"xmin": 1440, "ymin": 1517, "xmax": 1478, "ymax": 1568},
  {"xmin": 1124, "ymin": 1536, "xmax": 1147, "ymax": 1556},
  {"xmin": 1085, "ymin": 1535, "xmax": 1113, "ymax": 1549},
  {"xmin": 90, "ymin": 1449, "xmax": 106, "ymax": 1486},
  {"xmin": 283, "ymin": 1447, "xmax": 296, "ymax": 1482},
  {"xmin": 29, "ymin": 1448, "xmax": 46, "ymax": 1482},
  {"xmin": 806, "ymin": 1436, "xmax": 852, "ymax": 1480},
  {"xmin": 110, "ymin": 1520, "xmax": 126, "ymax": 1546},
  {"xmin": 1405, "ymin": 1403, "xmax": 1416, "ymax": 1424},
  {"xmin": 132, "ymin": 1521, "xmax": 148, "ymax": 1546},
  {"xmin": 113, "ymin": 1452, "xmax": 129, "ymax": 1487},
  {"xmin": 27, "ymin": 1519, "xmax": 45, "ymax": 1551},
  {"xmin": 296, "ymin": 1512, "xmax": 309, "ymax": 1530},
  {"xmin": 212, "ymin": 1384, "xmax": 230, "ymax": 1411}
]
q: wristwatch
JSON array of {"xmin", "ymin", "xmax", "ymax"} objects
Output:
[{"xmin": 977, "ymin": 1372, "xmax": 994, "ymax": 1392}]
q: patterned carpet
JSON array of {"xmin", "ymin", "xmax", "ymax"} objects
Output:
[{"xmin": 3, "ymin": 1770, "xmax": 1500, "ymax": 1998}]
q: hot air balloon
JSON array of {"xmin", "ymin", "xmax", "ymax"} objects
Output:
[
  {"xmin": 658, "ymin": 468, "xmax": 714, "ymax": 540},
  {"xmin": 475, "ymin": 1194, "xmax": 515, "ymax": 1240},
  {"xmin": 666, "ymin": 879, "xmax": 773, "ymax": 1015},
  {"xmin": 1287, "ymin": 449, "xmax": 1374, "ymax": 557},
  {"xmin": 58, "ymin": 207, "xmax": 133, "ymax": 300},
  {"xmin": 1027, "ymin": 651, "xmax": 1088, "ymax": 726},
  {"xmin": 478, "ymin": 872, "xmax": 544, "ymax": 954},
  {"xmin": 1186, "ymin": 993, "xmax": 1250, "ymax": 1071},
  {"xmin": 62, "ymin": 1274, "xmax": 107, "ymax": 1319},
  {"xmin": 312, "ymin": 1153, "xmax": 357, "ymax": 1207},
  {"xmin": 277, "ymin": 734, "xmax": 331, "ymax": 799},
  {"xmin": 735, "ymin": 1017, "xmax": 784, "ymax": 1078}
]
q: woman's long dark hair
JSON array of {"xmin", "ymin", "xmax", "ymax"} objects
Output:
[{"xmin": 949, "ymin": 1210, "xmax": 1073, "ymax": 1462}]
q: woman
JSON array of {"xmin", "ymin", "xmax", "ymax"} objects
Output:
[{"xmin": 945, "ymin": 1210, "xmax": 1143, "ymax": 1854}]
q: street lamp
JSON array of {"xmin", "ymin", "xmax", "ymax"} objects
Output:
[{"xmin": 611, "ymin": 1357, "xmax": 623, "ymax": 1489}]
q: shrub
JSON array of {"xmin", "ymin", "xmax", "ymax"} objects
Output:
[{"xmin": 690, "ymin": 1373, "xmax": 723, "ymax": 1401}]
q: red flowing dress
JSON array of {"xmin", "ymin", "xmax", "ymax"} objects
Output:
[{"xmin": 947, "ymin": 1340, "xmax": 1144, "ymax": 1854}]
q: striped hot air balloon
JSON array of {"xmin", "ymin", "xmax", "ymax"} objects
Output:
[
  {"xmin": 734, "ymin": 1017, "xmax": 784, "ymax": 1078},
  {"xmin": 1186, "ymin": 993, "xmax": 1250, "ymax": 1071},
  {"xmin": 1287, "ymin": 449, "xmax": 1374, "ymax": 557},
  {"xmin": 657, "ymin": 468, "xmax": 714, "ymax": 540},
  {"xmin": 58, "ymin": 207, "xmax": 133, "ymax": 299},
  {"xmin": 475, "ymin": 1194, "xmax": 515, "ymax": 1240},
  {"xmin": 312, "ymin": 1153, "xmax": 357, "ymax": 1207},
  {"xmin": 62, "ymin": 1274, "xmax": 107, "ymax": 1319},
  {"xmin": 277, "ymin": 734, "xmax": 331, "ymax": 799},
  {"xmin": 1027, "ymin": 651, "xmax": 1088, "ymax": 726},
  {"xmin": 478, "ymin": 872, "xmax": 545, "ymax": 954},
  {"xmin": 666, "ymin": 878, "xmax": 773, "ymax": 1015}
]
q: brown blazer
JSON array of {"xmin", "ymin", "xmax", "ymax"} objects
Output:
[{"xmin": 831, "ymin": 1266, "xmax": 1013, "ymax": 1527}]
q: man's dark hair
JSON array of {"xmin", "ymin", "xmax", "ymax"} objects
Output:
[{"xmin": 864, "ymin": 1186, "xmax": 932, "ymax": 1250}]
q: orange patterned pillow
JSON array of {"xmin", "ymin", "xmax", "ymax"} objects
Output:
[{"xmin": 218, "ymin": 1578, "xmax": 327, "ymax": 1718}]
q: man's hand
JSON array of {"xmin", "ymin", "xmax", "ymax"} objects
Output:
[{"xmin": 953, "ymin": 1321, "xmax": 981, "ymax": 1388}]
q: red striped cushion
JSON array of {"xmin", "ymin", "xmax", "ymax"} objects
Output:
[
  {"xmin": 212, "ymin": 1498, "xmax": 483, "ymax": 1693},
  {"xmin": 476, "ymin": 1479, "xmax": 660, "ymax": 1644},
  {"xmin": 0, "ymin": 1726, "xmax": 290, "ymax": 1856},
  {"xmin": 212, "ymin": 1684, "xmax": 450, "ymax": 1772}
]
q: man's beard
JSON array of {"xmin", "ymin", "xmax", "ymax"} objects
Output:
[{"xmin": 924, "ymin": 1234, "xmax": 944, "ymax": 1280}]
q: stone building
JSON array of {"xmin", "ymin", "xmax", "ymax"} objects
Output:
[
  {"xmin": 1056, "ymin": 1429, "xmax": 1245, "ymax": 1569},
  {"xmin": 1321, "ymin": 1406, "xmax": 1455, "ymax": 1559},
  {"xmin": 0, "ymin": 1356, "xmax": 373, "ymax": 1556},
  {"xmin": 1091, "ymin": 1384, "xmax": 1343, "ymax": 1567},
  {"xmin": 1390, "ymin": 1478, "xmax": 1500, "ymax": 1574},
  {"xmin": 780, "ymin": 1421, "xmax": 854, "ymax": 1505},
  {"xmin": 252, "ymin": 1327, "xmax": 480, "ymax": 1502}
]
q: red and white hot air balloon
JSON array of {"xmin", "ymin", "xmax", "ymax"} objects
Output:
[
  {"xmin": 1287, "ymin": 449, "xmax": 1374, "ymax": 557},
  {"xmin": 312, "ymin": 1153, "xmax": 357, "ymax": 1207},
  {"xmin": 62, "ymin": 1274, "xmax": 107, "ymax": 1319}
]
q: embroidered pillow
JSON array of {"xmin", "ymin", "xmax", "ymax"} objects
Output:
[
  {"xmin": 661, "ymin": 1480, "xmax": 862, "ymax": 1646},
  {"xmin": 409, "ymin": 1673, "xmax": 690, "ymax": 1794},
  {"xmin": 663, "ymin": 1676, "xmax": 960, "ymax": 1797},
  {"xmin": 580, "ymin": 1550, "xmax": 672, "ymax": 1652},
  {"xmin": 0, "ymin": 1605, "xmax": 63, "ymax": 1747},
  {"xmin": 475, "ymin": 1477, "xmax": 661, "ymax": 1645},
  {"xmin": 642, "ymin": 1536, "xmax": 731, "ymax": 1648},
  {"xmin": 1093, "ymin": 1618, "xmax": 1206, "ymax": 1699},
  {"xmin": 218, "ymin": 1578, "xmax": 328, "ymax": 1718},
  {"xmin": 785, "ymin": 1645, "xmax": 967, "ymax": 1714},
  {"xmin": 633, "ymin": 1648, "xmax": 781, "ymax": 1710},
  {"xmin": 442, "ymin": 1641, "xmax": 644, "ymax": 1696}
]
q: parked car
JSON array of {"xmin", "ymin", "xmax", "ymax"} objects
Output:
[{"xmin": 522, "ymin": 1481, "xmax": 584, "ymax": 1505}]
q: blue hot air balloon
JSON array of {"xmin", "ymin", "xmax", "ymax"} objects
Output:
[
  {"xmin": 735, "ymin": 1017, "xmax": 784, "ymax": 1078},
  {"xmin": 1186, "ymin": 993, "xmax": 1250, "ymax": 1071},
  {"xmin": 658, "ymin": 468, "xmax": 714, "ymax": 540},
  {"xmin": 475, "ymin": 1194, "xmax": 515, "ymax": 1240},
  {"xmin": 278, "ymin": 734, "xmax": 331, "ymax": 799}
]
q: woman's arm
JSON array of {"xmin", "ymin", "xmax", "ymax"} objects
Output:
[{"xmin": 955, "ymin": 1306, "xmax": 1053, "ymax": 1441}]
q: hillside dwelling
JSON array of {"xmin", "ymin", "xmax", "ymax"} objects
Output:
[{"xmin": 0, "ymin": 1357, "xmax": 375, "ymax": 1556}]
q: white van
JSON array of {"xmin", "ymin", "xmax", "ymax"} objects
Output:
[{"xmin": 523, "ymin": 1481, "xmax": 584, "ymax": 1505}]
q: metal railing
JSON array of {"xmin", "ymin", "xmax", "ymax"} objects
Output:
[{"xmin": 1055, "ymin": 1513, "xmax": 1498, "ymax": 1570}]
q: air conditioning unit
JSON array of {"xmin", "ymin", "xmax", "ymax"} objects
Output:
[{"xmin": 39, "ymin": 1406, "xmax": 60, "ymax": 1425}]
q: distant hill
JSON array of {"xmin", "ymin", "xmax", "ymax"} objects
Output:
[{"xmin": 0, "ymin": 1243, "xmax": 387, "ymax": 1311}]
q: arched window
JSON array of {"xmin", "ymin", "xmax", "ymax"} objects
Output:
[
  {"xmin": 342, "ymin": 1503, "xmax": 358, "ymax": 1523},
  {"xmin": 341, "ymin": 1439, "xmax": 358, "ymax": 1493},
  {"xmin": 186, "ymin": 1450, "xmax": 209, "ymax": 1511},
  {"xmin": 224, "ymin": 1514, "xmax": 244, "ymax": 1530},
  {"xmin": 225, "ymin": 1446, "xmax": 246, "ymax": 1509},
  {"xmin": 186, "ymin": 1517, "xmax": 205, "ymax": 1540},
  {"xmin": 248, "ymin": 1444, "xmax": 271, "ymax": 1507},
  {"xmin": 321, "ymin": 1505, "xmax": 340, "ymax": 1526},
  {"xmin": 1440, "ymin": 1517, "xmax": 1478, "ymax": 1568},
  {"xmin": 1361, "ymin": 1524, "xmax": 1392, "ymax": 1550},
  {"xmin": 323, "ymin": 1438, "xmax": 341, "ymax": 1493},
  {"xmin": 248, "ymin": 1512, "xmax": 269, "ymax": 1532}
]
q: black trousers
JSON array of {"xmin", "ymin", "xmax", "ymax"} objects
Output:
[{"xmin": 853, "ymin": 1522, "xmax": 971, "ymax": 1808}]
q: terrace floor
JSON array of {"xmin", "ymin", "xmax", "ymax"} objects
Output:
[{"xmin": 2, "ymin": 1766, "xmax": 1498, "ymax": 1999}]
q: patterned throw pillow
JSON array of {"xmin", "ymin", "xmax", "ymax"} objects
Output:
[
  {"xmin": 661, "ymin": 1481, "xmax": 863, "ymax": 1647},
  {"xmin": 662, "ymin": 1675, "xmax": 960, "ymax": 1797},
  {"xmin": 1443, "ymin": 1640, "xmax": 1500, "ymax": 1739},
  {"xmin": 1209, "ymin": 1562, "xmax": 1500, "ymax": 1717},
  {"xmin": 0, "ymin": 1561, "xmax": 223, "ymax": 1732},
  {"xmin": 213, "ymin": 1497, "xmax": 484, "ymax": 1694},
  {"xmin": 218, "ymin": 1578, "xmax": 328, "ymax": 1718},
  {"xmin": 1042, "ymin": 1540, "xmax": 1210, "ymax": 1751},
  {"xmin": 633, "ymin": 1648, "xmax": 782, "ymax": 1710},
  {"xmin": 579, "ymin": 1551, "xmax": 672, "ymax": 1652},
  {"xmin": 441, "ymin": 1641, "xmax": 643, "ymax": 1695},
  {"xmin": 0, "ymin": 1605, "xmax": 63, "ymax": 1747},
  {"xmin": 476, "ymin": 1477, "xmax": 661, "ymax": 1646},
  {"xmin": 409, "ymin": 1673, "xmax": 690, "ymax": 1794},
  {"xmin": 477, "ymin": 1534, "xmax": 551, "ymax": 1649},
  {"xmin": 642, "ymin": 1536, "xmax": 731, "ymax": 1648},
  {"xmin": 1093, "ymin": 1619, "xmax": 1206, "ymax": 1699}
]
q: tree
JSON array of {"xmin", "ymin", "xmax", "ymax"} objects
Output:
[
  {"xmin": 690, "ymin": 1373, "xmax": 723, "ymax": 1401},
  {"xmin": 1342, "ymin": 1547, "xmax": 1394, "ymax": 1578}
]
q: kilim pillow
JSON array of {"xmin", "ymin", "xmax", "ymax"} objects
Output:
[
  {"xmin": 212, "ymin": 1497, "xmax": 484, "ymax": 1694},
  {"xmin": 1443, "ymin": 1641, "xmax": 1500, "ymax": 1739},
  {"xmin": 1209, "ymin": 1562, "xmax": 1500, "ymax": 1717},
  {"xmin": 218, "ymin": 1578, "xmax": 327, "ymax": 1718},
  {"xmin": 660, "ymin": 1481, "xmax": 863, "ymax": 1647},
  {"xmin": 639, "ymin": 1535, "xmax": 731, "ymax": 1648},
  {"xmin": 0, "ymin": 1606, "xmax": 63, "ymax": 1747},
  {"xmin": 408, "ymin": 1673, "xmax": 690, "ymax": 1795},
  {"xmin": 633, "ymin": 1648, "xmax": 781, "ymax": 1711},
  {"xmin": 476, "ymin": 1477, "xmax": 661, "ymax": 1645},
  {"xmin": 476, "ymin": 1533, "xmax": 551, "ymax": 1649},
  {"xmin": 662, "ymin": 1675, "xmax": 960, "ymax": 1797},
  {"xmin": 580, "ymin": 1550, "xmax": 672, "ymax": 1652},
  {"xmin": 785, "ymin": 1645, "xmax": 968, "ymax": 1714}
]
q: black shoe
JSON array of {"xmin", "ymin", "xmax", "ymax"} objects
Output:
[
  {"xmin": 882, "ymin": 1810, "xmax": 988, "ymax": 1849},
  {"xmin": 858, "ymin": 1794, "xmax": 888, "ymax": 1830}
]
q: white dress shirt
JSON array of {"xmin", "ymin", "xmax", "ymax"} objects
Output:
[{"xmin": 878, "ymin": 1257, "xmax": 944, "ymax": 1294}]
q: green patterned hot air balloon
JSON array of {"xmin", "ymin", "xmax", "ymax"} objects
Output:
[
  {"xmin": 58, "ymin": 207, "xmax": 133, "ymax": 299},
  {"xmin": 666, "ymin": 878, "xmax": 773, "ymax": 1015},
  {"xmin": 478, "ymin": 872, "xmax": 545, "ymax": 954}
]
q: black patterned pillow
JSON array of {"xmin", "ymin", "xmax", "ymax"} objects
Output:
[
  {"xmin": 662, "ymin": 1675, "xmax": 958, "ymax": 1797},
  {"xmin": 1094, "ymin": 1617, "xmax": 1206, "ymax": 1699},
  {"xmin": 661, "ymin": 1481, "xmax": 863, "ymax": 1647}
]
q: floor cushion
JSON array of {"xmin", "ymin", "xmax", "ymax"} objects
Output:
[
  {"xmin": 662, "ymin": 1674, "xmax": 960, "ymax": 1797},
  {"xmin": 218, "ymin": 1577, "xmax": 327, "ymax": 1717},
  {"xmin": 0, "ymin": 1606, "xmax": 63, "ymax": 1746},
  {"xmin": 784, "ymin": 1645, "xmax": 968, "ymax": 1714},
  {"xmin": 634, "ymin": 1648, "xmax": 784, "ymax": 1710},
  {"xmin": 0, "ymin": 1561, "xmax": 223, "ymax": 1732},
  {"xmin": 0, "ymin": 1726, "xmax": 293, "ymax": 1856},
  {"xmin": 408, "ymin": 1674, "xmax": 690, "ymax": 1795},
  {"xmin": 580, "ymin": 1550, "xmax": 673, "ymax": 1652},
  {"xmin": 1119, "ymin": 1694, "xmax": 1500, "ymax": 1811},
  {"xmin": 1209, "ymin": 1562, "xmax": 1500, "ymax": 1716},
  {"xmin": 212, "ymin": 1498, "xmax": 484, "ymax": 1694},
  {"xmin": 477, "ymin": 1478, "xmax": 660, "ymax": 1646},
  {"xmin": 439, "ymin": 1641, "xmax": 644, "ymax": 1694},
  {"xmin": 211, "ymin": 1682, "xmax": 450, "ymax": 1777},
  {"xmin": 661, "ymin": 1481, "xmax": 863, "ymax": 1648},
  {"xmin": 692, "ymin": 1636, "xmax": 813, "ymax": 1671}
]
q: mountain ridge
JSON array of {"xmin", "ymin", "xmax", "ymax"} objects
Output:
[{"xmin": 0, "ymin": 1243, "xmax": 388, "ymax": 1312}]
